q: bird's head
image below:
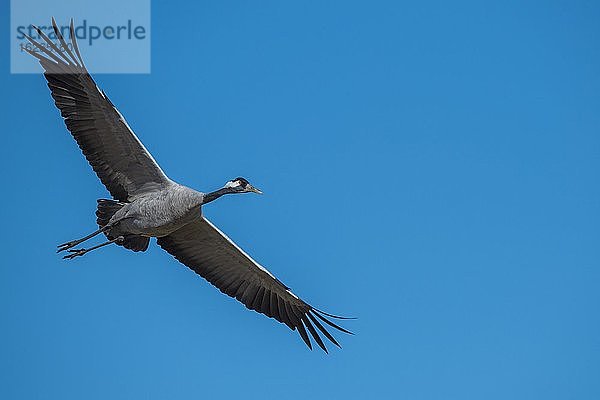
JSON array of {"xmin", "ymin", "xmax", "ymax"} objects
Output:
[{"xmin": 224, "ymin": 177, "xmax": 262, "ymax": 194}]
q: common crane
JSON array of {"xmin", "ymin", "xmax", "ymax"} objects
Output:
[{"xmin": 24, "ymin": 18, "xmax": 351, "ymax": 353}]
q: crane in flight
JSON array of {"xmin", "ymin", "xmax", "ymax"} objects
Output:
[{"xmin": 24, "ymin": 18, "xmax": 352, "ymax": 353}]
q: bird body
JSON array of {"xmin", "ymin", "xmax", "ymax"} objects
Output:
[
  {"xmin": 109, "ymin": 183, "xmax": 204, "ymax": 238},
  {"xmin": 24, "ymin": 18, "xmax": 352, "ymax": 353}
]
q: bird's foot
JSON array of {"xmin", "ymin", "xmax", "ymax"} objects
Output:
[
  {"xmin": 63, "ymin": 248, "xmax": 88, "ymax": 260},
  {"xmin": 57, "ymin": 240, "xmax": 81, "ymax": 253}
]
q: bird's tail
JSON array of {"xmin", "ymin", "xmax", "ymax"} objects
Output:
[
  {"xmin": 96, "ymin": 199, "xmax": 126, "ymax": 228},
  {"xmin": 95, "ymin": 199, "xmax": 149, "ymax": 252}
]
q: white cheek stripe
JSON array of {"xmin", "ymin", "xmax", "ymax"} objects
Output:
[{"xmin": 225, "ymin": 180, "xmax": 242, "ymax": 189}]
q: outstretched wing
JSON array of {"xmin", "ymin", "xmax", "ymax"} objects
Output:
[
  {"xmin": 158, "ymin": 217, "xmax": 352, "ymax": 352},
  {"xmin": 24, "ymin": 18, "xmax": 170, "ymax": 202}
]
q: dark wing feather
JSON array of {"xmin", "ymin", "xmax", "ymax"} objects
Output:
[
  {"xmin": 24, "ymin": 19, "xmax": 170, "ymax": 201},
  {"xmin": 157, "ymin": 217, "xmax": 352, "ymax": 353}
]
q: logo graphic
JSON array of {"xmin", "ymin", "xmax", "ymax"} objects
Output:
[{"xmin": 10, "ymin": 0, "xmax": 151, "ymax": 73}]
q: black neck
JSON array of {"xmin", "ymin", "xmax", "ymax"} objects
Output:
[{"xmin": 202, "ymin": 187, "xmax": 236, "ymax": 205}]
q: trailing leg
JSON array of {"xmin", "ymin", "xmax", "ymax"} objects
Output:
[
  {"xmin": 57, "ymin": 226, "xmax": 108, "ymax": 253},
  {"xmin": 63, "ymin": 236, "xmax": 125, "ymax": 260},
  {"xmin": 58, "ymin": 199, "xmax": 150, "ymax": 258},
  {"xmin": 57, "ymin": 199, "xmax": 125, "ymax": 253}
]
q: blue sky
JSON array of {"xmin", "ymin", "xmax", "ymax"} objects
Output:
[{"xmin": 1, "ymin": 1, "xmax": 599, "ymax": 399}]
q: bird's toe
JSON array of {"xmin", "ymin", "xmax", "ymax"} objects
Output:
[
  {"xmin": 57, "ymin": 240, "xmax": 78, "ymax": 253},
  {"xmin": 62, "ymin": 248, "xmax": 87, "ymax": 260}
]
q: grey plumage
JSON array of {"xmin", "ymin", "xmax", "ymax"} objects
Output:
[{"xmin": 25, "ymin": 18, "xmax": 352, "ymax": 353}]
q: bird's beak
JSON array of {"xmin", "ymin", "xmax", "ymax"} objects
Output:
[{"xmin": 249, "ymin": 185, "xmax": 263, "ymax": 194}]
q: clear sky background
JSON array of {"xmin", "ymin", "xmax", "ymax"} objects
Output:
[{"xmin": 1, "ymin": 1, "xmax": 599, "ymax": 399}]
